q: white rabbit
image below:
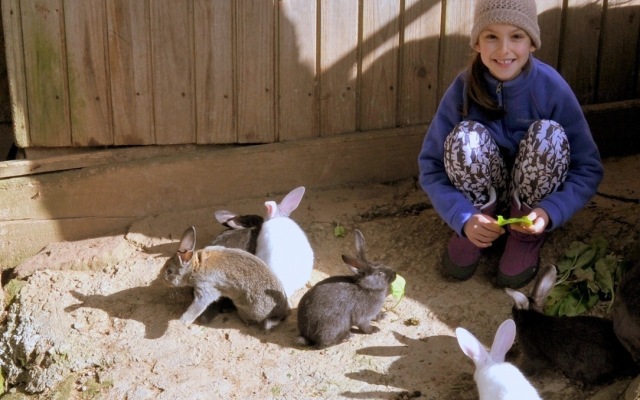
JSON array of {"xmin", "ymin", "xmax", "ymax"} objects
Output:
[
  {"xmin": 455, "ymin": 319, "xmax": 542, "ymax": 400},
  {"xmin": 255, "ymin": 186, "xmax": 314, "ymax": 298}
]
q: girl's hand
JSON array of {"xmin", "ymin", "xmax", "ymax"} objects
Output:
[
  {"xmin": 510, "ymin": 207, "xmax": 549, "ymax": 235},
  {"xmin": 463, "ymin": 213, "xmax": 505, "ymax": 248}
]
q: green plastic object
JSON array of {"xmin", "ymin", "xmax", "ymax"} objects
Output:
[{"xmin": 496, "ymin": 215, "xmax": 533, "ymax": 227}]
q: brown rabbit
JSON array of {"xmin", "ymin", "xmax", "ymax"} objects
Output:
[{"xmin": 159, "ymin": 226, "xmax": 289, "ymax": 331}]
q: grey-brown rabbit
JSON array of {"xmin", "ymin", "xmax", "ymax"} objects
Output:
[
  {"xmin": 160, "ymin": 226, "xmax": 289, "ymax": 331},
  {"xmin": 296, "ymin": 229, "xmax": 396, "ymax": 347}
]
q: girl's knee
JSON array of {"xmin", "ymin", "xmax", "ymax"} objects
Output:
[{"xmin": 446, "ymin": 121, "xmax": 489, "ymax": 145}]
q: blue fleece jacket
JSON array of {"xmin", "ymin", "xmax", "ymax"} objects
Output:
[{"xmin": 418, "ymin": 56, "xmax": 603, "ymax": 236}]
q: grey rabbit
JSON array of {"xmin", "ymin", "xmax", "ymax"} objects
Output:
[
  {"xmin": 210, "ymin": 210, "xmax": 264, "ymax": 254},
  {"xmin": 296, "ymin": 229, "xmax": 396, "ymax": 347},
  {"xmin": 505, "ymin": 264, "xmax": 639, "ymax": 384},
  {"xmin": 612, "ymin": 242, "xmax": 640, "ymax": 364},
  {"xmin": 159, "ymin": 226, "xmax": 289, "ymax": 330}
]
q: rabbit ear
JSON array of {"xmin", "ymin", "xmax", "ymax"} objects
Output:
[
  {"xmin": 264, "ymin": 200, "xmax": 279, "ymax": 219},
  {"xmin": 177, "ymin": 226, "xmax": 196, "ymax": 265},
  {"xmin": 505, "ymin": 288, "xmax": 530, "ymax": 310},
  {"xmin": 214, "ymin": 210, "xmax": 236, "ymax": 225},
  {"xmin": 277, "ymin": 186, "xmax": 305, "ymax": 217},
  {"xmin": 489, "ymin": 319, "xmax": 516, "ymax": 362},
  {"xmin": 455, "ymin": 327, "xmax": 489, "ymax": 368},
  {"xmin": 342, "ymin": 254, "xmax": 369, "ymax": 275},
  {"xmin": 354, "ymin": 229, "xmax": 368, "ymax": 261},
  {"xmin": 530, "ymin": 264, "xmax": 557, "ymax": 309}
]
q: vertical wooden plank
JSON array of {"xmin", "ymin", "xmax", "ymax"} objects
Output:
[
  {"xmin": 64, "ymin": 0, "xmax": 112, "ymax": 146},
  {"xmin": 559, "ymin": 0, "xmax": 603, "ymax": 104},
  {"xmin": 107, "ymin": 0, "xmax": 154, "ymax": 145},
  {"xmin": 360, "ymin": 0, "xmax": 400, "ymax": 131},
  {"xmin": 319, "ymin": 0, "xmax": 358, "ymax": 136},
  {"xmin": 399, "ymin": 0, "xmax": 441, "ymax": 125},
  {"xmin": 194, "ymin": 0, "xmax": 235, "ymax": 144},
  {"xmin": 236, "ymin": 1, "xmax": 275, "ymax": 143},
  {"xmin": 150, "ymin": 0, "xmax": 195, "ymax": 144},
  {"xmin": 597, "ymin": 0, "xmax": 640, "ymax": 102},
  {"xmin": 535, "ymin": 0, "xmax": 563, "ymax": 68},
  {"xmin": 438, "ymin": 0, "xmax": 474, "ymax": 100},
  {"xmin": 2, "ymin": 0, "xmax": 29, "ymax": 147},
  {"xmin": 278, "ymin": 0, "xmax": 318, "ymax": 141},
  {"xmin": 20, "ymin": 0, "xmax": 71, "ymax": 147}
]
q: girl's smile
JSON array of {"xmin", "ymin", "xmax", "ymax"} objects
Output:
[{"xmin": 473, "ymin": 24, "xmax": 536, "ymax": 81}]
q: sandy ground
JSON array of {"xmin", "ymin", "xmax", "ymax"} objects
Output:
[{"xmin": 1, "ymin": 154, "xmax": 639, "ymax": 400}]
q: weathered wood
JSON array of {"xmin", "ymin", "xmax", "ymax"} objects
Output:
[
  {"xmin": 559, "ymin": 0, "xmax": 603, "ymax": 105},
  {"xmin": 0, "ymin": 144, "xmax": 200, "ymax": 179},
  {"xmin": 236, "ymin": 1, "xmax": 275, "ymax": 143},
  {"xmin": 0, "ymin": 126, "xmax": 426, "ymax": 267},
  {"xmin": 319, "ymin": 0, "xmax": 358, "ymax": 136},
  {"xmin": 5, "ymin": 99, "xmax": 638, "ymax": 180},
  {"xmin": 64, "ymin": 0, "xmax": 112, "ymax": 146},
  {"xmin": 438, "ymin": 0, "xmax": 474, "ymax": 98},
  {"xmin": 399, "ymin": 0, "xmax": 441, "ymax": 125},
  {"xmin": 20, "ymin": 0, "xmax": 71, "ymax": 147},
  {"xmin": 278, "ymin": 0, "xmax": 318, "ymax": 141},
  {"xmin": 1, "ymin": 0, "xmax": 29, "ymax": 147},
  {"xmin": 194, "ymin": 0, "xmax": 235, "ymax": 144},
  {"xmin": 150, "ymin": 0, "xmax": 195, "ymax": 144},
  {"xmin": 4, "ymin": 1, "xmax": 638, "ymax": 149},
  {"xmin": 596, "ymin": 0, "xmax": 640, "ymax": 103},
  {"xmin": 536, "ymin": 0, "xmax": 563, "ymax": 68},
  {"xmin": 360, "ymin": 0, "xmax": 400, "ymax": 131},
  {"xmin": 107, "ymin": 0, "xmax": 154, "ymax": 145}
]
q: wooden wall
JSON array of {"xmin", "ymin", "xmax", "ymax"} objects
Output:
[{"xmin": 2, "ymin": 0, "xmax": 640, "ymax": 149}]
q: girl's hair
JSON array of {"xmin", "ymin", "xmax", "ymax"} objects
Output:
[{"xmin": 464, "ymin": 53, "xmax": 505, "ymax": 119}]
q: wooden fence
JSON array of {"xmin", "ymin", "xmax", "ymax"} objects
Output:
[{"xmin": 2, "ymin": 0, "xmax": 640, "ymax": 149}]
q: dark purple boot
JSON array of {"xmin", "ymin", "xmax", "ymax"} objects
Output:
[
  {"xmin": 442, "ymin": 190, "xmax": 497, "ymax": 281},
  {"xmin": 495, "ymin": 193, "xmax": 544, "ymax": 288}
]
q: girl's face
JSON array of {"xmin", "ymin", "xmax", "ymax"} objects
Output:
[{"xmin": 473, "ymin": 24, "xmax": 536, "ymax": 81}]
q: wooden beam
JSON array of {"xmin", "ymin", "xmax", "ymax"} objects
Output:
[{"xmin": 0, "ymin": 126, "xmax": 426, "ymax": 267}]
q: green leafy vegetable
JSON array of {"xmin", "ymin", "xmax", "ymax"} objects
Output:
[
  {"xmin": 544, "ymin": 238, "xmax": 626, "ymax": 317},
  {"xmin": 387, "ymin": 274, "xmax": 406, "ymax": 310},
  {"xmin": 334, "ymin": 224, "xmax": 345, "ymax": 238},
  {"xmin": 496, "ymin": 215, "xmax": 533, "ymax": 227},
  {"xmin": 391, "ymin": 274, "xmax": 406, "ymax": 300}
]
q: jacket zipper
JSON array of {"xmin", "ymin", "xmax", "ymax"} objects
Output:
[{"xmin": 496, "ymin": 82, "xmax": 503, "ymax": 108}]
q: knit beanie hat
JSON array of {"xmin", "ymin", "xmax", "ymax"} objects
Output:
[{"xmin": 470, "ymin": 0, "xmax": 541, "ymax": 49}]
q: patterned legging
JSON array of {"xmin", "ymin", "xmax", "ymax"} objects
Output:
[{"xmin": 443, "ymin": 120, "xmax": 570, "ymax": 209}]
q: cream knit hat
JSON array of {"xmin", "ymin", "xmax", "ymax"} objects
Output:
[{"xmin": 470, "ymin": 0, "xmax": 541, "ymax": 49}]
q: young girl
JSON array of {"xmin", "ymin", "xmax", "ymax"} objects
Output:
[{"xmin": 418, "ymin": 0, "xmax": 603, "ymax": 288}]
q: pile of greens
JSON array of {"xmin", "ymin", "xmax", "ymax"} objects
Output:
[{"xmin": 544, "ymin": 237, "xmax": 627, "ymax": 317}]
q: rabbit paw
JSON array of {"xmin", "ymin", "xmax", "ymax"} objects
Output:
[
  {"xmin": 358, "ymin": 324, "xmax": 380, "ymax": 334},
  {"xmin": 373, "ymin": 311, "xmax": 386, "ymax": 322}
]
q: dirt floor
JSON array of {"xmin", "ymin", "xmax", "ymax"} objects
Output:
[{"xmin": 1, "ymin": 154, "xmax": 639, "ymax": 400}]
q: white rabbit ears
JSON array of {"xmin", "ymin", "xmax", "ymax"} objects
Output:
[
  {"xmin": 214, "ymin": 210, "xmax": 236, "ymax": 224},
  {"xmin": 505, "ymin": 265, "xmax": 557, "ymax": 311},
  {"xmin": 265, "ymin": 186, "xmax": 306, "ymax": 218},
  {"xmin": 455, "ymin": 319, "xmax": 516, "ymax": 367},
  {"xmin": 489, "ymin": 319, "xmax": 516, "ymax": 362}
]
